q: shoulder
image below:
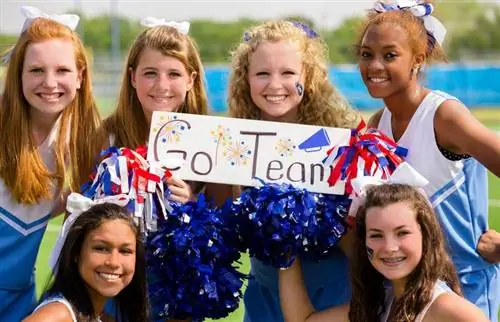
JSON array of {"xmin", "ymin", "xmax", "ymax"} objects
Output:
[
  {"xmin": 425, "ymin": 293, "xmax": 488, "ymax": 322},
  {"xmin": 22, "ymin": 302, "xmax": 75, "ymax": 322},
  {"xmin": 434, "ymin": 95, "xmax": 470, "ymax": 123},
  {"xmin": 367, "ymin": 108, "xmax": 384, "ymax": 129}
]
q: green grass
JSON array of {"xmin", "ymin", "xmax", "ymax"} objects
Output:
[{"xmin": 34, "ymin": 103, "xmax": 500, "ymax": 320}]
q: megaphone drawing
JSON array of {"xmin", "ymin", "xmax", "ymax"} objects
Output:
[{"xmin": 298, "ymin": 128, "xmax": 331, "ymax": 153}]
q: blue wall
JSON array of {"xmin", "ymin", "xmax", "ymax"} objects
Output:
[{"xmin": 205, "ymin": 64, "xmax": 500, "ymax": 112}]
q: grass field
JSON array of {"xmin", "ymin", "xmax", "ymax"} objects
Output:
[{"xmin": 34, "ymin": 104, "xmax": 500, "ymax": 321}]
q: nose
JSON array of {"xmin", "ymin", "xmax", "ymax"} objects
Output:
[
  {"xmin": 266, "ymin": 73, "xmax": 283, "ymax": 90},
  {"xmin": 383, "ymin": 236, "xmax": 399, "ymax": 253},
  {"xmin": 104, "ymin": 249, "xmax": 121, "ymax": 268},
  {"xmin": 42, "ymin": 71, "xmax": 57, "ymax": 88},
  {"xmin": 367, "ymin": 57, "xmax": 385, "ymax": 72},
  {"xmin": 156, "ymin": 73, "xmax": 171, "ymax": 91}
]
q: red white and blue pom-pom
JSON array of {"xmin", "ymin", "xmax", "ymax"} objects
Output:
[
  {"xmin": 80, "ymin": 146, "xmax": 171, "ymax": 235},
  {"xmin": 323, "ymin": 121, "xmax": 408, "ymax": 194},
  {"xmin": 146, "ymin": 195, "xmax": 247, "ymax": 322}
]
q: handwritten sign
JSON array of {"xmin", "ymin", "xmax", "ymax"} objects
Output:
[{"xmin": 146, "ymin": 112, "xmax": 351, "ymax": 194}]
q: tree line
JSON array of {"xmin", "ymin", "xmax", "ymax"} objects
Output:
[{"xmin": 1, "ymin": 0, "xmax": 499, "ymax": 63}]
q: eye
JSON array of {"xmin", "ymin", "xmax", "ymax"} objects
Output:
[
  {"xmin": 144, "ymin": 70, "xmax": 157, "ymax": 77},
  {"xmin": 57, "ymin": 68, "xmax": 72, "ymax": 74},
  {"xmin": 120, "ymin": 247, "xmax": 135, "ymax": 255},
  {"xmin": 283, "ymin": 70, "xmax": 296, "ymax": 76},
  {"xmin": 368, "ymin": 233, "xmax": 382, "ymax": 239},
  {"xmin": 93, "ymin": 245, "xmax": 110, "ymax": 252},
  {"xmin": 255, "ymin": 71, "xmax": 269, "ymax": 77},
  {"xmin": 397, "ymin": 230, "xmax": 410, "ymax": 237},
  {"xmin": 359, "ymin": 51, "xmax": 372, "ymax": 59},
  {"xmin": 30, "ymin": 68, "xmax": 43, "ymax": 74},
  {"xmin": 169, "ymin": 71, "xmax": 182, "ymax": 78},
  {"xmin": 384, "ymin": 52, "xmax": 398, "ymax": 60}
]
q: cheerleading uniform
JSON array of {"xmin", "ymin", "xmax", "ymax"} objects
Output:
[
  {"xmin": 0, "ymin": 122, "xmax": 59, "ymax": 321},
  {"xmin": 33, "ymin": 293, "xmax": 79, "ymax": 322},
  {"xmin": 380, "ymin": 280, "xmax": 455, "ymax": 322},
  {"xmin": 378, "ymin": 90, "xmax": 500, "ymax": 321}
]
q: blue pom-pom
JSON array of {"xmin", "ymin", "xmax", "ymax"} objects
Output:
[
  {"xmin": 146, "ymin": 195, "xmax": 247, "ymax": 321},
  {"xmin": 234, "ymin": 183, "xmax": 316, "ymax": 269},
  {"xmin": 300, "ymin": 194, "xmax": 351, "ymax": 260}
]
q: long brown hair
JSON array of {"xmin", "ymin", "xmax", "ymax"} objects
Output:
[
  {"xmin": 349, "ymin": 184, "xmax": 461, "ymax": 322},
  {"xmin": 102, "ymin": 25, "xmax": 208, "ymax": 149},
  {"xmin": 0, "ymin": 18, "xmax": 101, "ymax": 204},
  {"xmin": 228, "ymin": 20, "xmax": 360, "ymax": 128}
]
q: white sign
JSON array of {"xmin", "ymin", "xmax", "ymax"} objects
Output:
[{"xmin": 147, "ymin": 112, "xmax": 351, "ymax": 194}]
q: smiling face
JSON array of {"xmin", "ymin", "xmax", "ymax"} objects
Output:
[
  {"xmin": 248, "ymin": 40, "xmax": 305, "ymax": 122},
  {"xmin": 22, "ymin": 39, "xmax": 82, "ymax": 119},
  {"xmin": 358, "ymin": 23, "xmax": 420, "ymax": 99},
  {"xmin": 131, "ymin": 48, "xmax": 196, "ymax": 122},
  {"xmin": 78, "ymin": 219, "xmax": 136, "ymax": 308},
  {"xmin": 365, "ymin": 201, "xmax": 423, "ymax": 286}
]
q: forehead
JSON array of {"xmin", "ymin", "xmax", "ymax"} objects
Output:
[
  {"xmin": 86, "ymin": 219, "xmax": 136, "ymax": 244},
  {"xmin": 361, "ymin": 23, "xmax": 412, "ymax": 51},
  {"xmin": 365, "ymin": 201, "xmax": 417, "ymax": 230},
  {"xmin": 137, "ymin": 47, "xmax": 186, "ymax": 69},
  {"xmin": 24, "ymin": 39, "xmax": 76, "ymax": 66},
  {"xmin": 249, "ymin": 40, "xmax": 302, "ymax": 68}
]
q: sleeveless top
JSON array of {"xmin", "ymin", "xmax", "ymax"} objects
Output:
[
  {"xmin": 34, "ymin": 293, "xmax": 78, "ymax": 322},
  {"xmin": 380, "ymin": 280, "xmax": 454, "ymax": 322},
  {"xmin": 378, "ymin": 90, "xmax": 491, "ymax": 274}
]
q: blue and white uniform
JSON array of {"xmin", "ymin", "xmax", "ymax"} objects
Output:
[
  {"xmin": 378, "ymin": 90, "xmax": 500, "ymax": 321},
  {"xmin": 0, "ymin": 122, "xmax": 59, "ymax": 321}
]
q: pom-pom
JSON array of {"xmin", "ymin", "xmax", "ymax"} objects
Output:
[
  {"xmin": 80, "ymin": 146, "xmax": 171, "ymax": 235},
  {"xmin": 234, "ymin": 183, "xmax": 317, "ymax": 269},
  {"xmin": 323, "ymin": 121, "xmax": 408, "ymax": 194},
  {"xmin": 300, "ymin": 194, "xmax": 352, "ymax": 260},
  {"xmin": 146, "ymin": 195, "xmax": 247, "ymax": 321}
]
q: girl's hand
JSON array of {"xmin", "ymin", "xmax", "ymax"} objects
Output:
[
  {"xmin": 477, "ymin": 229, "xmax": 500, "ymax": 263},
  {"xmin": 166, "ymin": 176, "xmax": 194, "ymax": 204}
]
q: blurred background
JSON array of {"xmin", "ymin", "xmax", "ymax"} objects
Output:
[
  {"xmin": 1, "ymin": 0, "xmax": 500, "ymax": 115},
  {"xmin": 1, "ymin": 1, "xmax": 499, "ymax": 320}
]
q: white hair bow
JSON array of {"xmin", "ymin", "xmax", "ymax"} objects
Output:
[
  {"xmin": 20, "ymin": 5, "xmax": 80, "ymax": 33},
  {"xmin": 2, "ymin": 6, "xmax": 80, "ymax": 64},
  {"xmin": 49, "ymin": 193, "xmax": 130, "ymax": 272},
  {"xmin": 347, "ymin": 162, "xmax": 429, "ymax": 219},
  {"xmin": 140, "ymin": 17, "xmax": 190, "ymax": 34},
  {"xmin": 373, "ymin": 0, "xmax": 447, "ymax": 46}
]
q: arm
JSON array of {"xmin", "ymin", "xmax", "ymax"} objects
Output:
[
  {"xmin": 204, "ymin": 183, "xmax": 234, "ymax": 207},
  {"xmin": 426, "ymin": 293, "xmax": 489, "ymax": 322},
  {"xmin": 50, "ymin": 188, "xmax": 71, "ymax": 219},
  {"xmin": 279, "ymin": 258, "xmax": 349, "ymax": 322},
  {"xmin": 22, "ymin": 302, "xmax": 74, "ymax": 322},
  {"xmin": 434, "ymin": 99, "xmax": 500, "ymax": 177},
  {"xmin": 338, "ymin": 229, "xmax": 355, "ymax": 261}
]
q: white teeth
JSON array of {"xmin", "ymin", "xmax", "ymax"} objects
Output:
[
  {"xmin": 98, "ymin": 272, "xmax": 120, "ymax": 281},
  {"xmin": 382, "ymin": 257, "xmax": 405, "ymax": 263},
  {"xmin": 265, "ymin": 95, "xmax": 286, "ymax": 102},
  {"xmin": 369, "ymin": 77, "xmax": 388, "ymax": 83},
  {"xmin": 39, "ymin": 93, "xmax": 61, "ymax": 100}
]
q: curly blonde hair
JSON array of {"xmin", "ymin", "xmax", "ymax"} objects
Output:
[{"xmin": 228, "ymin": 20, "xmax": 360, "ymax": 128}]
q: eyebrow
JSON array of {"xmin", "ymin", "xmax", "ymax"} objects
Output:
[
  {"xmin": 367, "ymin": 225, "xmax": 408, "ymax": 232},
  {"xmin": 91, "ymin": 239, "xmax": 134, "ymax": 247},
  {"xmin": 360, "ymin": 45, "xmax": 399, "ymax": 50}
]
